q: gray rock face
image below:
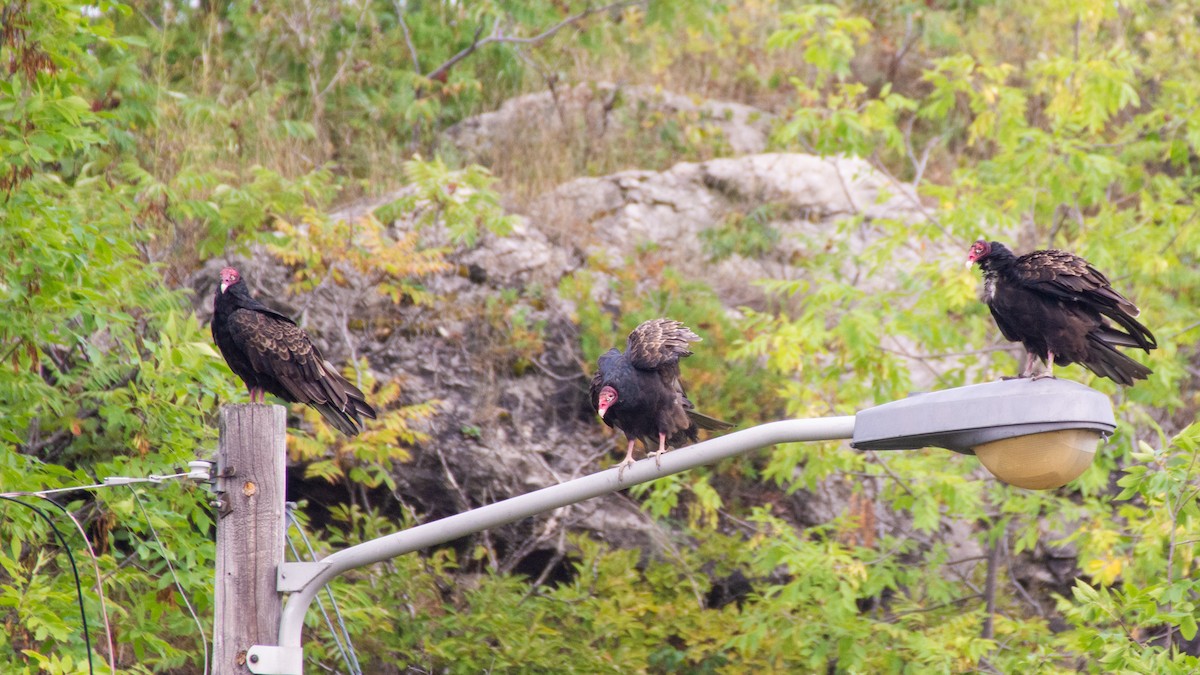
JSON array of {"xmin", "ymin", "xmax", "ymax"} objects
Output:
[
  {"xmin": 528, "ymin": 153, "xmax": 926, "ymax": 309},
  {"xmin": 445, "ymin": 82, "xmax": 775, "ymax": 160}
]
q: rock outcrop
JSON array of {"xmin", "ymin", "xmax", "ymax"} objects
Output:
[{"xmin": 445, "ymin": 82, "xmax": 775, "ymax": 160}]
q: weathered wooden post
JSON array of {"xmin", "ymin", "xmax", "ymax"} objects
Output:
[{"xmin": 214, "ymin": 404, "xmax": 287, "ymax": 674}]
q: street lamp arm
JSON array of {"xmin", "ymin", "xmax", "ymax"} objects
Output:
[{"xmin": 275, "ymin": 415, "xmax": 857, "ymax": 650}]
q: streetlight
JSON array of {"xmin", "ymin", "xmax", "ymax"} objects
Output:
[
  {"xmin": 247, "ymin": 378, "xmax": 1116, "ymax": 674},
  {"xmin": 852, "ymin": 378, "xmax": 1115, "ymax": 489}
]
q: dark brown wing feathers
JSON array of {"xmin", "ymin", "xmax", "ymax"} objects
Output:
[
  {"xmin": 1016, "ymin": 250, "xmax": 1131, "ymax": 312},
  {"xmin": 214, "ymin": 274, "xmax": 376, "ymax": 436},
  {"xmin": 1014, "ymin": 249, "xmax": 1156, "ymax": 350},
  {"xmin": 626, "ymin": 318, "xmax": 700, "ymax": 370}
]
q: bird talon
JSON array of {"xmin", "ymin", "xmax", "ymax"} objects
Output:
[{"xmin": 615, "ymin": 457, "xmax": 636, "ymax": 481}]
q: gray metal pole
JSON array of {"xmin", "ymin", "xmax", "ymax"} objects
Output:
[{"xmin": 276, "ymin": 416, "xmax": 856, "ymax": 649}]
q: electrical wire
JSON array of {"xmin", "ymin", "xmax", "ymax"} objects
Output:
[
  {"xmin": 0, "ymin": 496, "xmax": 95, "ymax": 675},
  {"xmin": 286, "ymin": 507, "xmax": 363, "ymax": 675},
  {"xmin": 0, "ymin": 471, "xmax": 192, "ymax": 499},
  {"xmin": 35, "ymin": 497, "xmax": 117, "ymax": 674},
  {"xmin": 284, "ymin": 531, "xmax": 356, "ymax": 674},
  {"xmin": 129, "ymin": 487, "xmax": 211, "ymax": 675},
  {"xmin": 0, "ymin": 469, "xmax": 210, "ymax": 672}
]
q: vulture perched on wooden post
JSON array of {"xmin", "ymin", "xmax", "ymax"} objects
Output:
[
  {"xmin": 212, "ymin": 266, "xmax": 377, "ymax": 435},
  {"xmin": 589, "ymin": 318, "xmax": 732, "ymax": 477},
  {"xmin": 967, "ymin": 240, "xmax": 1157, "ymax": 385}
]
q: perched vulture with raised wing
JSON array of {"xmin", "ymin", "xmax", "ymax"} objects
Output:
[
  {"xmin": 212, "ymin": 266, "xmax": 376, "ymax": 435},
  {"xmin": 967, "ymin": 240, "xmax": 1157, "ymax": 385},
  {"xmin": 589, "ymin": 318, "xmax": 732, "ymax": 476}
]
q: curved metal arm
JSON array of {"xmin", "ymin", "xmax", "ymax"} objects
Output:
[{"xmin": 276, "ymin": 416, "xmax": 856, "ymax": 649}]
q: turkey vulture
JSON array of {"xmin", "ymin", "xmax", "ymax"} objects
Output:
[
  {"xmin": 589, "ymin": 318, "xmax": 732, "ymax": 477},
  {"xmin": 967, "ymin": 240, "xmax": 1156, "ymax": 385},
  {"xmin": 212, "ymin": 267, "xmax": 377, "ymax": 435}
]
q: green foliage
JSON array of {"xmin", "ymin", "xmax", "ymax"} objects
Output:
[
  {"xmin": 0, "ymin": 3, "xmax": 229, "ymax": 668},
  {"xmin": 729, "ymin": 509, "xmax": 997, "ymax": 671},
  {"xmin": 387, "ymin": 157, "xmax": 516, "ymax": 247},
  {"xmin": 291, "ymin": 364, "xmax": 437, "ymax": 490},
  {"xmin": 699, "ymin": 203, "xmax": 785, "ymax": 261},
  {"xmin": 767, "ymin": 5, "xmax": 872, "ymax": 85},
  {"xmin": 266, "ymin": 179, "xmax": 452, "ymax": 304}
]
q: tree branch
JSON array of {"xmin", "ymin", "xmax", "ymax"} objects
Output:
[
  {"xmin": 424, "ymin": 2, "xmax": 642, "ymax": 82},
  {"xmin": 982, "ymin": 535, "xmax": 999, "ymax": 640},
  {"xmin": 394, "ymin": 1, "xmax": 421, "ymax": 73}
]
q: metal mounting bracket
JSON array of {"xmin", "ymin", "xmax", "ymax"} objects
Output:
[
  {"xmin": 246, "ymin": 645, "xmax": 303, "ymax": 675},
  {"xmin": 278, "ymin": 562, "xmax": 332, "ymax": 593}
]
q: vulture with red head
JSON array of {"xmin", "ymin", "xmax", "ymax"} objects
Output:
[
  {"xmin": 589, "ymin": 318, "xmax": 732, "ymax": 477},
  {"xmin": 967, "ymin": 240, "xmax": 1156, "ymax": 385},
  {"xmin": 212, "ymin": 266, "xmax": 376, "ymax": 435}
]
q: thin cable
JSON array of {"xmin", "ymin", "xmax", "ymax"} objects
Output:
[
  {"xmin": 0, "ymin": 496, "xmax": 95, "ymax": 675},
  {"xmin": 36, "ymin": 497, "xmax": 117, "ymax": 674},
  {"xmin": 284, "ymin": 528, "xmax": 354, "ymax": 673},
  {"xmin": 0, "ymin": 471, "xmax": 193, "ymax": 498},
  {"xmin": 292, "ymin": 510, "xmax": 363, "ymax": 675},
  {"xmin": 0, "ymin": 481, "xmax": 110, "ymax": 497},
  {"xmin": 128, "ymin": 488, "xmax": 211, "ymax": 675},
  {"xmin": 286, "ymin": 507, "xmax": 363, "ymax": 675}
]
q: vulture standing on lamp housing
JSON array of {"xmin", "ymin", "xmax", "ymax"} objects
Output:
[{"xmin": 966, "ymin": 239, "xmax": 1156, "ymax": 385}]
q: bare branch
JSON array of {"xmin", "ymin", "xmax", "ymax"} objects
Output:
[
  {"xmin": 318, "ymin": 0, "xmax": 372, "ymax": 100},
  {"xmin": 885, "ymin": 593, "xmax": 984, "ymax": 621},
  {"xmin": 394, "ymin": 1, "xmax": 421, "ymax": 72},
  {"xmin": 434, "ymin": 443, "xmax": 499, "ymax": 569},
  {"xmin": 866, "ymin": 451, "xmax": 917, "ymax": 499},
  {"xmin": 868, "ymin": 149, "xmax": 961, "ymax": 243},
  {"xmin": 424, "ymin": 2, "xmax": 642, "ymax": 82},
  {"xmin": 425, "ymin": 21, "xmax": 489, "ymax": 83},
  {"xmin": 981, "ymin": 535, "xmax": 999, "ymax": 640}
]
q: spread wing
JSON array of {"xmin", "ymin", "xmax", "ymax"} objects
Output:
[
  {"xmin": 625, "ymin": 319, "xmax": 701, "ymax": 372},
  {"xmin": 1014, "ymin": 250, "xmax": 1156, "ymax": 350}
]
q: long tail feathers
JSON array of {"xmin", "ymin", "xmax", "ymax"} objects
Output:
[
  {"xmin": 1084, "ymin": 334, "xmax": 1153, "ymax": 386},
  {"xmin": 1100, "ymin": 312, "xmax": 1157, "ymax": 351},
  {"xmin": 687, "ymin": 409, "xmax": 734, "ymax": 431},
  {"xmin": 313, "ymin": 364, "xmax": 378, "ymax": 436}
]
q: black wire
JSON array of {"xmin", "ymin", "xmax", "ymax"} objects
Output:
[{"xmin": 0, "ymin": 496, "xmax": 95, "ymax": 675}]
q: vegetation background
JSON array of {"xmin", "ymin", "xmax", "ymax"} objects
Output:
[{"xmin": 2, "ymin": 0, "xmax": 1199, "ymax": 672}]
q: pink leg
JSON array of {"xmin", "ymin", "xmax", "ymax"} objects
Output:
[
  {"xmin": 1021, "ymin": 352, "xmax": 1036, "ymax": 378},
  {"xmin": 1032, "ymin": 352, "xmax": 1057, "ymax": 380},
  {"xmin": 1003, "ymin": 352, "xmax": 1035, "ymax": 380},
  {"xmin": 650, "ymin": 433, "xmax": 668, "ymax": 469},
  {"xmin": 616, "ymin": 438, "xmax": 638, "ymax": 480}
]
